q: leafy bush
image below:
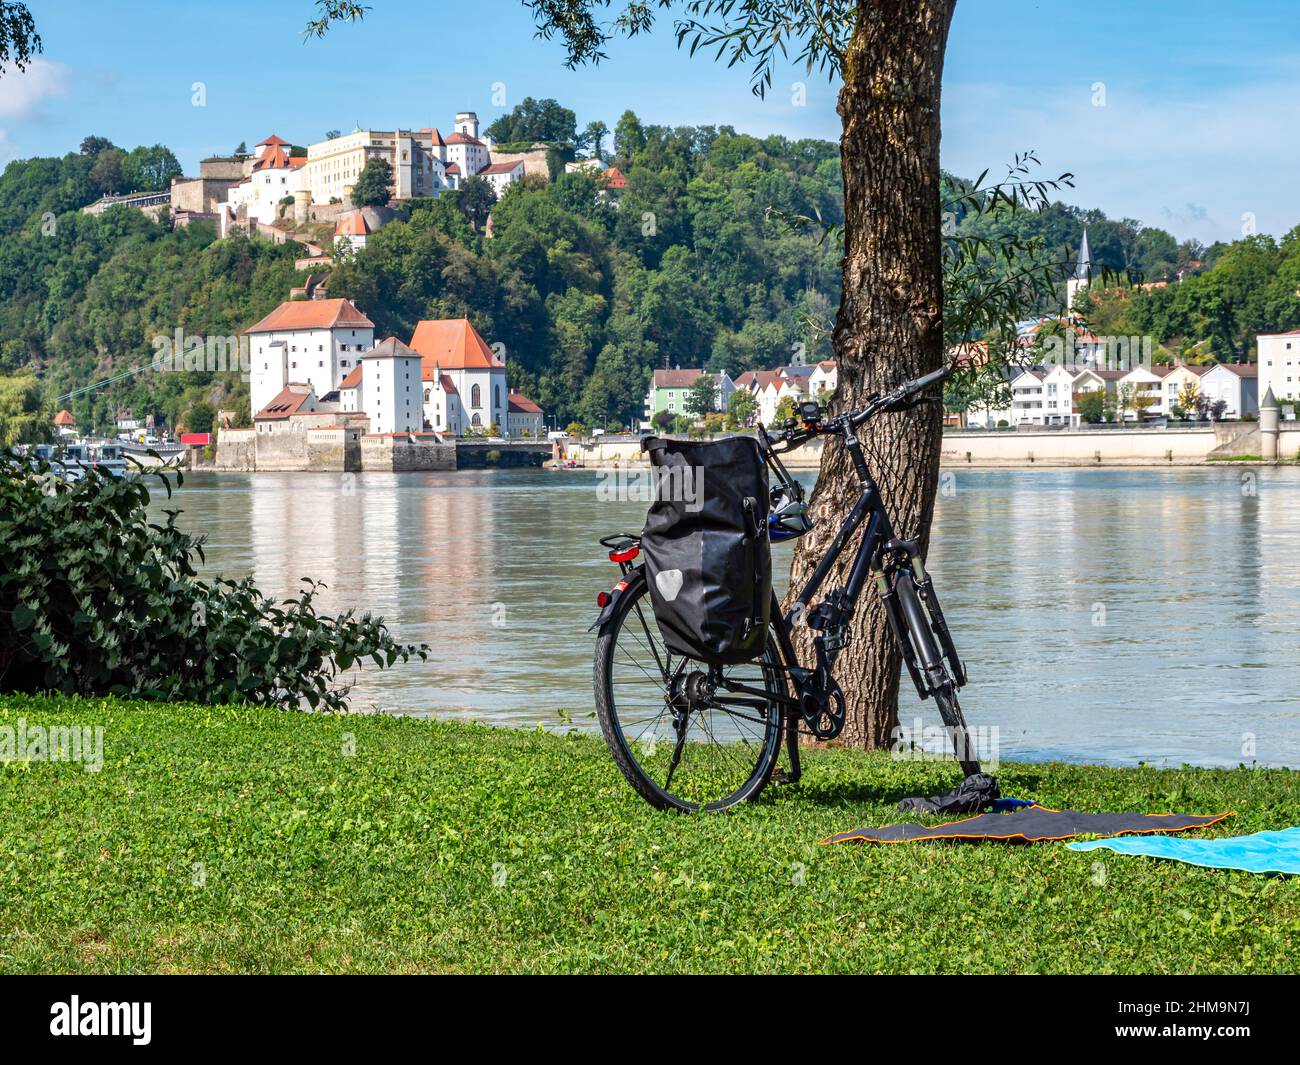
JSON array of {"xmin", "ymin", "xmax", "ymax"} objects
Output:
[{"xmin": 0, "ymin": 454, "xmax": 427, "ymax": 711}]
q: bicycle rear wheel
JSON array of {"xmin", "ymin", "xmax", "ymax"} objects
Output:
[{"xmin": 593, "ymin": 575, "xmax": 784, "ymax": 812}]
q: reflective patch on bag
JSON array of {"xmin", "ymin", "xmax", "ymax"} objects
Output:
[{"xmin": 655, "ymin": 568, "xmax": 684, "ymax": 602}]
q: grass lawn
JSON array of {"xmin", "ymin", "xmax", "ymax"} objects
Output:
[{"xmin": 2, "ymin": 693, "xmax": 1298, "ymax": 974}]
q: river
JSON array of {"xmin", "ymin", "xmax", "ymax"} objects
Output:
[{"xmin": 151, "ymin": 466, "xmax": 1300, "ymax": 769}]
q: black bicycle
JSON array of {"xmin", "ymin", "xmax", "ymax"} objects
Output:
[{"xmin": 591, "ymin": 364, "xmax": 983, "ymax": 812}]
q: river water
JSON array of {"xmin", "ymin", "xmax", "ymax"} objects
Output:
[{"xmin": 152, "ymin": 466, "xmax": 1300, "ymax": 769}]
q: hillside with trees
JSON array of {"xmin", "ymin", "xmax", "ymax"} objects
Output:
[{"xmin": 1, "ymin": 110, "xmax": 1299, "ymax": 440}]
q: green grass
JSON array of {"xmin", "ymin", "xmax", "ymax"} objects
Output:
[{"xmin": 3, "ymin": 694, "xmax": 1299, "ymax": 973}]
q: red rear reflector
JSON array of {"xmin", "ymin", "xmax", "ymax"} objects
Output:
[
  {"xmin": 608, "ymin": 546, "xmax": 640, "ymax": 563},
  {"xmin": 596, "ymin": 591, "xmax": 611, "ymax": 608}
]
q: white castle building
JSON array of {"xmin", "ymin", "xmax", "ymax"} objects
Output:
[
  {"xmin": 248, "ymin": 300, "xmax": 538, "ymax": 436},
  {"xmin": 302, "ymin": 111, "xmax": 517, "ymax": 206},
  {"xmin": 218, "ymin": 135, "xmax": 309, "ymax": 235},
  {"xmin": 247, "ymin": 298, "xmax": 375, "ymax": 415}
]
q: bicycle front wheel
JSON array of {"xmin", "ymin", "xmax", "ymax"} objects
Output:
[{"xmin": 593, "ymin": 575, "xmax": 784, "ymax": 812}]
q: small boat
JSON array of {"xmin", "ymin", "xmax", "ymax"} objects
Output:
[
  {"xmin": 118, "ymin": 439, "xmax": 187, "ymax": 467},
  {"xmin": 59, "ymin": 442, "xmax": 127, "ymax": 478}
]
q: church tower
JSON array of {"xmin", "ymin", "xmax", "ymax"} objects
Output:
[{"xmin": 1066, "ymin": 228, "xmax": 1092, "ymax": 313}]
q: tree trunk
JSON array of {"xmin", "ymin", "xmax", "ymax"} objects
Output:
[{"xmin": 784, "ymin": 0, "xmax": 956, "ymax": 750}]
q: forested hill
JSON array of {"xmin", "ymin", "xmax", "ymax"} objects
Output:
[{"xmin": 0, "ymin": 114, "xmax": 1291, "ymax": 437}]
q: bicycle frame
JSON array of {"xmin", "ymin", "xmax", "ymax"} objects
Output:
[{"xmin": 721, "ymin": 414, "xmax": 968, "ymax": 754}]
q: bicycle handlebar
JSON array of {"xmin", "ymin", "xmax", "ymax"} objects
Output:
[{"xmin": 848, "ymin": 363, "xmax": 952, "ymax": 427}]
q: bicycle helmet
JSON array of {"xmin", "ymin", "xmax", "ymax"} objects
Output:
[{"xmin": 768, "ymin": 483, "xmax": 813, "ymax": 541}]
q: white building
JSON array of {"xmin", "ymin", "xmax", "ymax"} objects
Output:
[
  {"xmin": 337, "ymin": 364, "xmax": 362, "ymax": 414},
  {"xmin": 1257, "ymin": 329, "xmax": 1300, "ymax": 405},
  {"xmin": 1157, "ymin": 364, "xmax": 1207, "ymax": 416},
  {"xmin": 409, "ymin": 318, "xmax": 509, "ymax": 433},
  {"xmin": 219, "ymin": 135, "xmax": 307, "ymax": 233},
  {"xmin": 1197, "ymin": 364, "xmax": 1259, "ymax": 419},
  {"xmin": 479, "ymin": 159, "xmax": 525, "ymax": 197},
  {"xmin": 363, "ymin": 337, "xmax": 424, "ymax": 434},
  {"xmin": 1009, "ymin": 369, "xmax": 1045, "ymax": 425},
  {"xmin": 246, "ymin": 298, "xmax": 374, "ymax": 417},
  {"xmin": 1117, "ymin": 365, "xmax": 1167, "ymax": 420},
  {"xmin": 809, "ymin": 360, "xmax": 839, "ymax": 395},
  {"xmin": 732, "ymin": 369, "xmax": 807, "ymax": 427},
  {"xmin": 1039, "ymin": 364, "xmax": 1079, "ymax": 425},
  {"xmin": 507, "ymin": 392, "xmax": 544, "ymax": 437},
  {"xmin": 303, "ymin": 112, "xmax": 497, "ymax": 206}
]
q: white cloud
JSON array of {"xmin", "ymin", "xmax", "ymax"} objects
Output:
[
  {"xmin": 941, "ymin": 73, "xmax": 1300, "ymax": 244},
  {"xmin": 0, "ymin": 58, "xmax": 70, "ymax": 120}
]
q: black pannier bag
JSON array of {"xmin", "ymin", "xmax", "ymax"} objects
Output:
[{"xmin": 640, "ymin": 435, "xmax": 772, "ymax": 665}]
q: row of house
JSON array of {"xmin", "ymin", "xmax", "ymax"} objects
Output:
[
  {"xmin": 643, "ymin": 362, "xmax": 839, "ymax": 428},
  {"xmin": 974, "ymin": 362, "xmax": 1260, "ymax": 428},
  {"xmin": 247, "ymin": 298, "xmax": 543, "ymax": 438}
]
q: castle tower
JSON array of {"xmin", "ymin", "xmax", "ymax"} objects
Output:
[
  {"xmin": 454, "ymin": 111, "xmax": 479, "ymax": 139},
  {"xmin": 1066, "ymin": 228, "xmax": 1092, "ymax": 313}
]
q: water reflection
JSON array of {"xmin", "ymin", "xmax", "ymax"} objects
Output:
[{"xmin": 159, "ymin": 467, "xmax": 1300, "ymax": 768}]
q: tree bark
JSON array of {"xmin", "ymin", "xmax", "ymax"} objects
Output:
[{"xmin": 784, "ymin": 0, "xmax": 956, "ymax": 750}]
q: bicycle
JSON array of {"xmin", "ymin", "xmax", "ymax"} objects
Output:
[{"xmin": 591, "ymin": 364, "xmax": 985, "ymax": 812}]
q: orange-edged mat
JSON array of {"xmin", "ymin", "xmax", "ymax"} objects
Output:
[{"xmin": 820, "ymin": 804, "xmax": 1233, "ymax": 845}]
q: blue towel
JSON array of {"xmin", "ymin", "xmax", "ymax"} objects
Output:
[{"xmin": 1069, "ymin": 826, "xmax": 1300, "ymax": 875}]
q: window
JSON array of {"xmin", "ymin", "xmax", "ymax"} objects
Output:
[
  {"xmin": 471, "ymin": 384, "xmax": 482, "ymax": 408},
  {"xmin": 495, "ymin": 384, "xmax": 501, "ymax": 409},
  {"xmin": 472, "ymin": 413, "xmax": 482, "ymax": 427}
]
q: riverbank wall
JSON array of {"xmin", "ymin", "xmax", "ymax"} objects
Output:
[
  {"xmin": 213, "ymin": 429, "xmax": 546, "ymax": 472},
  {"xmin": 555, "ymin": 423, "xmax": 1300, "ymax": 470}
]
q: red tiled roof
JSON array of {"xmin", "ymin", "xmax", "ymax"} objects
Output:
[
  {"xmin": 445, "ymin": 132, "xmax": 484, "ymax": 147},
  {"xmin": 335, "ymin": 210, "xmax": 371, "ymax": 236},
  {"xmin": 600, "ymin": 167, "xmax": 628, "ymax": 189},
  {"xmin": 1258, "ymin": 329, "xmax": 1300, "ymax": 337},
  {"xmin": 480, "ymin": 161, "xmax": 521, "ymax": 175},
  {"xmin": 53, "ymin": 409, "xmax": 75, "ymax": 426},
  {"xmin": 251, "ymin": 134, "xmax": 303, "ymax": 172},
  {"xmin": 409, "ymin": 318, "xmax": 503, "ymax": 371},
  {"xmin": 246, "ymin": 298, "xmax": 373, "ymax": 334},
  {"xmin": 445, "ymin": 162, "xmax": 461, "ymax": 175},
  {"xmin": 508, "ymin": 391, "xmax": 542, "ymax": 414},
  {"xmin": 339, "ymin": 365, "xmax": 363, "ymax": 390},
  {"xmin": 1208, "ymin": 363, "xmax": 1258, "ymax": 377},
  {"xmin": 652, "ymin": 368, "xmax": 704, "ymax": 389},
  {"xmin": 255, "ymin": 383, "xmax": 315, "ymax": 421}
]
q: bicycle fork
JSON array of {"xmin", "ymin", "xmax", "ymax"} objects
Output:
[{"xmin": 879, "ymin": 553, "xmax": 981, "ymax": 776}]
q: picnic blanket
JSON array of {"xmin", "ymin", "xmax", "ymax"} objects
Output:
[
  {"xmin": 820, "ymin": 804, "xmax": 1233, "ymax": 845},
  {"xmin": 1069, "ymin": 826, "xmax": 1300, "ymax": 875}
]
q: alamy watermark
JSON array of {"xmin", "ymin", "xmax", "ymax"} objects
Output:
[
  {"xmin": 1037, "ymin": 329, "xmax": 1156, "ymax": 373},
  {"xmin": 890, "ymin": 716, "xmax": 999, "ymax": 769},
  {"xmin": 596, "ymin": 465, "xmax": 702, "ymax": 512},
  {"xmin": 151, "ymin": 328, "xmax": 251, "ymax": 381},
  {"xmin": 1, "ymin": 717, "xmax": 103, "ymax": 773}
]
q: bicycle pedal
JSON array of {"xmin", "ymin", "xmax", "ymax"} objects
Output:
[{"xmin": 771, "ymin": 767, "xmax": 800, "ymax": 787}]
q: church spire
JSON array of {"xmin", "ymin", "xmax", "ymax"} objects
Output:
[{"xmin": 1075, "ymin": 228, "xmax": 1093, "ymax": 281}]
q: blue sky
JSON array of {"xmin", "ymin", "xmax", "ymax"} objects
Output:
[{"xmin": 2, "ymin": 0, "xmax": 1297, "ymax": 244}]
